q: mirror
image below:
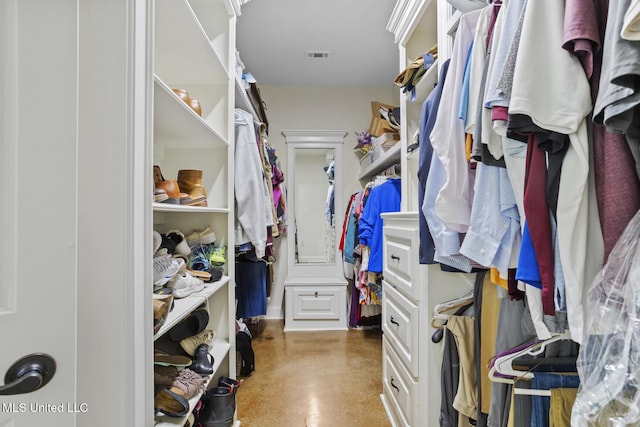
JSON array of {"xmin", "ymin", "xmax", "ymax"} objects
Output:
[
  {"xmin": 293, "ymin": 148, "xmax": 336, "ymax": 264},
  {"xmin": 282, "ymin": 130, "xmax": 346, "ymax": 277}
]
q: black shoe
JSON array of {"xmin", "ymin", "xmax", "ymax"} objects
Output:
[
  {"xmin": 197, "ymin": 386, "xmax": 235, "ymax": 427},
  {"xmin": 189, "ymin": 344, "xmax": 214, "ymax": 375}
]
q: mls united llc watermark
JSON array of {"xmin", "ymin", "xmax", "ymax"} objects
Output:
[{"xmin": 2, "ymin": 402, "xmax": 89, "ymax": 413}]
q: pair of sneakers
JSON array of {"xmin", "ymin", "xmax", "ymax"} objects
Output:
[
  {"xmin": 154, "ymin": 254, "xmax": 205, "ymax": 298},
  {"xmin": 155, "ymin": 368, "xmax": 207, "ymax": 417}
]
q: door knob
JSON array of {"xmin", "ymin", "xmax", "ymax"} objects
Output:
[{"xmin": 0, "ymin": 353, "xmax": 56, "ymax": 395}]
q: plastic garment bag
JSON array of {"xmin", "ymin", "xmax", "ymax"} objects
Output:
[{"xmin": 572, "ymin": 210, "xmax": 640, "ymax": 426}]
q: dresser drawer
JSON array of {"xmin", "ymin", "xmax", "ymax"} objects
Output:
[
  {"xmin": 383, "ymin": 225, "xmax": 419, "ymax": 302},
  {"xmin": 284, "ymin": 284, "xmax": 348, "ymax": 331},
  {"xmin": 382, "ymin": 337, "xmax": 416, "ymax": 427},
  {"xmin": 382, "ymin": 282, "xmax": 420, "ymax": 377}
]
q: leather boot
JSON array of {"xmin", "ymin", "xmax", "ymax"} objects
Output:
[
  {"xmin": 154, "ymin": 165, "xmax": 181, "ymax": 205},
  {"xmin": 198, "ymin": 386, "xmax": 235, "ymax": 427},
  {"xmin": 177, "ymin": 169, "xmax": 207, "ymax": 207}
]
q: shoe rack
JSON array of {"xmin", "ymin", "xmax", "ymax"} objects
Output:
[{"xmin": 152, "ymin": 0, "xmax": 240, "ymax": 425}]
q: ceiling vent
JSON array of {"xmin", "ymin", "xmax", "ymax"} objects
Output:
[{"xmin": 306, "ymin": 51, "xmax": 330, "ymax": 59}]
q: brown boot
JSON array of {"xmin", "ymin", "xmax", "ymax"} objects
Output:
[
  {"xmin": 177, "ymin": 170, "xmax": 207, "ymax": 207},
  {"xmin": 154, "ymin": 165, "xmax": 181, "ymax": 205}
]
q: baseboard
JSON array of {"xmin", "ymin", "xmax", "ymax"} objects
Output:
[{"xmin": 265, "ymin": 306, "xmax": 283, "ymax": 319}]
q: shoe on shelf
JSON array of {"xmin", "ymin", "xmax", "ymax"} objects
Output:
[
  {"xmin": 153, "ymin": 230, "xmax": 162, "ymax": 254},
  {"xmin": 180, "ymin": 329, "xmax": 216, "ymax": 356},
  {"xmin": 154, "ymin": 365, "xmax": 179, "ymax": 387},
  {"xmin": 189, "ymin": 344, "xmax": 214, "ymax": 375},
  {"xmin": 168, "ymin": 308, "xmax": 210, "ymax": 342},
  {"xmin": 154, "ymin": 188, "xmax": 169, "ymax": 203},
  {"xmin": 164, "ymin": 230, "xmax": 191, "ymax": 256},
  {"xmin": 177, "ymin": 169, "xmax": 208, "ymax": 207},
  {"xmin": 187, "ymin": 268, "xmax": 212, "ymax": 282},
  {"xmin": 155, "ymin": 369, "xmax": 206, "ymax": 417},
  {"xmin": 208, "ymin": 246, "xmax": 226, "ymax": 266},
  {"xmin": 155, "ymin": 180, "xmax": 181, "ymax": 205},
  {"xmin": 170, "ymin": 271, "xmax": 205, "ymax": 299},
  {"xmin": 196, "ymin": 385, "xmax": 235, "ymax": 426},
  {"xmin": 153, "ymin": 293, "xmax": 174, "ymax": 335},
  {"xmin": 188, "ymin": 246, "xmax": 211, "ymax": 271},
  {"xmin": 154, "ymin": 255, "xmax": 185, "ymax": 288},
  {"xmin": 154, "ymin": 165, "xmax": 182, "ymax": 205},
  {"xmin": 188, "ymin": 246, "xmax": 224, "ymax": 283},
  {"xmin": 218, "ymin": 376, "xmax": 241, "ymax": 392},
  {"xmin": 205, "ymin": 266, "xmax": 224, "ymax": 283},
  {"xmin": 153, "ymin": 351, "xmax": 192, "ymax": 367},
  {"xmin": 186, "ymin": 226, "xmax": 217, "ymax": 247},
  {"xmin": 185, "ymin": 412, "xmax": 195, "ymax": 427}
]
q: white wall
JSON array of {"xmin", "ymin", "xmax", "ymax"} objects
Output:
[{"xmin": 256, "ymin": 84, "xmax": 396, "ymax": 319}]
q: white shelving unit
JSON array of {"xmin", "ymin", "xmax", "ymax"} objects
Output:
[
  {"xmin": 358, "ymin": 142, "xmax": 403, "ymax": 182},
  {"xmin": 152, "ymin": 0, "xmax": 239, "ymax": 425},
  {"xmin": 381, "ymin": 1, "xmax": 474, "ymax": 426}
]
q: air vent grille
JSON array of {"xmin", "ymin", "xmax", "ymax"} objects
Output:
[{"xmin": 306, "ymin": 51, "xmax": 331, "ymax": 59}]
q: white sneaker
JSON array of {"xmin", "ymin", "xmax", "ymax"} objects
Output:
[
  {"xmin": 153, "ymin": 230, "xmax": 162, "ymax": 254},
  {"xmin": 154, "ymin": 255, "xmax": 185, "ymax": 288},
  {"xmin": 186, "ymin": 226, "xmax": 217, "ymax": 247},
  {"xmin": 171, "ymin": 271, "xmax": 205, "ymax": 298}
]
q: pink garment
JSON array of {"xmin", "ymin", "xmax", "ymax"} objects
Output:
[
  {"xmin": 562, "ymin": 0, "xmax": 603, "ymax": 79},
  {"xmin": 592, "ymin": 127, "xmax": 640, "ymax": 260},
  {"xmin": 272, "ymin": 186, "xmax": 282, "ymax": 210},
  {"xmin": 492, "ymin": 106, "xmax": 509, "ymax": 122},
  {"xmin": 564, "ymin": 0, "xmax": 640, "ymax": 261}
]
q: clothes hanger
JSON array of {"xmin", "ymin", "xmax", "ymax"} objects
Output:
[
  {"xmin": 431, "ymin": 301, "xmax": 474, "ymax": 343},
  {"xmin": 488, "ymin": 330, "xmax": 573, "ymax": 385},
  {"xmin": 432, "ymin": 290, "xmax": 474, "ymax": 317}
]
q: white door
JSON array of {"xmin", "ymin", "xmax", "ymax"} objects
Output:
[{"xmin": 0, "ymin": 1, "xmax": 79, "ymax": 425}]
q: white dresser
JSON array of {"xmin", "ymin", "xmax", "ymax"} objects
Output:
[{"xmin": 380, "ymin": 212, "xmax": 473, "ymax": 427}]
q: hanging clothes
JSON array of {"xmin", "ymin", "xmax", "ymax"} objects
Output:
[
  {"xmin": 234, "ymin": 108, "xmax": 271, "ymax": 258},
  {"xmin": 358, "ymin": 178, "xmax": 401, "ymax": 274}
]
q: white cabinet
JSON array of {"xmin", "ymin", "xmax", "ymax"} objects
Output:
[
  {"xmin": 380, "ymin": 213, "xmax": 474, "ymax": 427},
  {"xmin": 152, "ymin": 0, "xmax": 238, "ymax": 425},
  {"xmin": 284, "ymin": 279, "xmax": 348, "ymax": 331}
]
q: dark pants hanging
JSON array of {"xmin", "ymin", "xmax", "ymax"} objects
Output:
[{"xmin": 235, "ymin": 253, "xmax": 267, "ymax": 319}]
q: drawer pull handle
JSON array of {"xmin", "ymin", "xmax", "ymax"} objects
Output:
[
  {"xmin": 390, "ymin": 377, "xmax": 400, "ymax": 393},
  {"xmin": 390, "ymin": 316, "xmax": 400, "ymax": 327},
  {"xmin": 390, "ymin": 254, "xmax": 400, "ymax": 262},
  {"xmin": 314, "ymin": 292, "xmax": 318, "ymax": 298}
]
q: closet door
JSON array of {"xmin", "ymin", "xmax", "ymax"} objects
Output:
[
  {"xmin": 1, "ymin": 0, "xmax": 150, "ymax": 425},
  {"xmin": 0, "ymin": 2, "xmax": 78, "ymax": 425}
]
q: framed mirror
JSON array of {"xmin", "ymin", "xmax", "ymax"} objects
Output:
[
  {"xmin": 293, "ymin": 147, "xmax": 336, "ymax": 264},
  {"xmin": 282, "ymin": 130, "xmax": 346, "ymax": 278}
]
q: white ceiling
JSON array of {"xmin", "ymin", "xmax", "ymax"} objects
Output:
[{"xmin": 236, "ymin": 0, "xmax": 399, "ymax": 87}]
